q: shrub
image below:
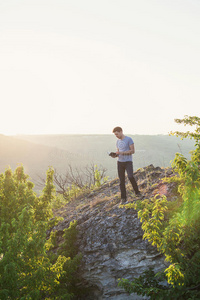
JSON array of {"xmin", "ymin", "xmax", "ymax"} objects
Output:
[
  {"xmin": 0, "ymin": 166, "xmax": 80, "ymax": 299},
  {"xmin": 119, "ymin": 116, "xmax": 200, "ymax": 299}
]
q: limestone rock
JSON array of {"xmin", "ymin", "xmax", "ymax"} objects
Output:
[{"xmin": 54, "ymin": 165, "xmax": 177, "ymax": 299}]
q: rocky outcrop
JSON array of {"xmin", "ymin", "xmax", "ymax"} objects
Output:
[{"xmin": 54, "ymin": 165, "xmax": 177, "ymax": 299}]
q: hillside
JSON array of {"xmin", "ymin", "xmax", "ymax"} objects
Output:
[
  {"xmin": 15, "ymin": 133, "xmax": 195, "ymax": 177},
  {"xmin": 0, "ymin": 134, "xmax": 195, "ymax": 192},
  {"xmin": 0, "ymin": 134, "xmax": 88, "ymax": 187},
  {"xmin": 52, "ymin": 164, "xmax": 177, "ymax": 299}
]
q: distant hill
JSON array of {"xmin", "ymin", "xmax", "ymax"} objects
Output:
[
  {"xmin": 0, "ymin": 134, "xmax": 195, "ymax": 190},
  {"xmin": 14, "ymin": 133, "xmax": 195, "ymax": 177},
  {"xmin": 0, "ymin": 134, "xmax": 89, "ymax": 187}
]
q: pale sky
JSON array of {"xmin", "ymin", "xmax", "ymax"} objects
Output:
[{"xmin": 0, "ymin": 0, "xmax": 199, "ymax": 135}]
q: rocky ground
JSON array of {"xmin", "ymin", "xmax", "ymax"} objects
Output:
[{"xmin": 53, "ymin": 165, "xmax": 178, "ymax": 299}]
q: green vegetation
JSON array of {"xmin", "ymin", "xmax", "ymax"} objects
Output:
[
  {"xmin": 119, "ymin": 116, "xmax": 200, "ymax": 299},
  {"xmin": 0, "ymin": 166, "xmax": 80, "ymax": 299}
]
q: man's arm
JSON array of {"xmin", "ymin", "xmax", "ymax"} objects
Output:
[{"xmin": 116, "ymin": 144, "xmax": 135, "ymax": 155}]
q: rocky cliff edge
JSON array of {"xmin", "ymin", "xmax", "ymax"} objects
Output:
[{"xmin": 53, "ymin": 165, "xmax": 177, "ymax": 299}]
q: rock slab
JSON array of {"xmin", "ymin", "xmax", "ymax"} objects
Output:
[{"xmin": 55, "ymin": 165, "xmax": 175, "ymax": 299}]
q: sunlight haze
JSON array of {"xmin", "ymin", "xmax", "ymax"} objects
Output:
[{"xmin": 0, "ymin": 0, "xmax": 199, "ymax": 135}]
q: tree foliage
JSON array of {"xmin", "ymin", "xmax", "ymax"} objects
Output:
[
  {"xmin": 0, "ymin": 166, "xmax": 80, "ymax": 299},
  {"xmin": 119, "ymin": 116, "xmax": 200, "ymax": 299},
  {"xmin": 170, "ymin": 115, "xmax": 200, "ymax": 142}
]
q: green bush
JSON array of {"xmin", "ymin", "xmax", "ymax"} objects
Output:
[
  {"xmin": 0, "ymin": 166, "xmax": 80, "ymax": 299},
  {"xmin": 119, "ymin": 116, "xmax": 200, "ymax": 299}
]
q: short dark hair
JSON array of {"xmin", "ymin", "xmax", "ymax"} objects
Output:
[{"xmin": 112, "ymin": 126, "xmax": 122, "ymax": 133}]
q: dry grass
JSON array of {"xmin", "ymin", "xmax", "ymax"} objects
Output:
[
  {"xmin": 104, "ymin": 196, "xmax": 120, "ymax": 211},
  {"xmin": 90, "ymin": 197, "xmax": 109, "ymax": 208}
]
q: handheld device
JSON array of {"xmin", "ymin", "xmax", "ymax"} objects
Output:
[{"xmin": 107, "ymin": 151, "xmax": 118, "ymax": 158}]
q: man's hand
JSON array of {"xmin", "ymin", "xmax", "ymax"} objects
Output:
[
  {"xmin": 116, "ymin": 151, "xmax": 125, "ymax": 155},
  {"xmin": 109, "ymin": 152, "xmax": 118, "ymax": 158}
]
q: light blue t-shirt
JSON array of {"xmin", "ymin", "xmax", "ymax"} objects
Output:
[{"xmin": 116, "ymin": 136, "xmax": 134, "ymax": 162}]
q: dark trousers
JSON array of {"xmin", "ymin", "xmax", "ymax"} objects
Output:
[{"xmin": 117, "ymin": 161, "xmax": 139, "ymax": 199}]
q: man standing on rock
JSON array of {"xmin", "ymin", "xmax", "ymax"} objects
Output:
[{"xmin": 111, "ymin": 127, "xmax": 141, "ymax": 203}]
